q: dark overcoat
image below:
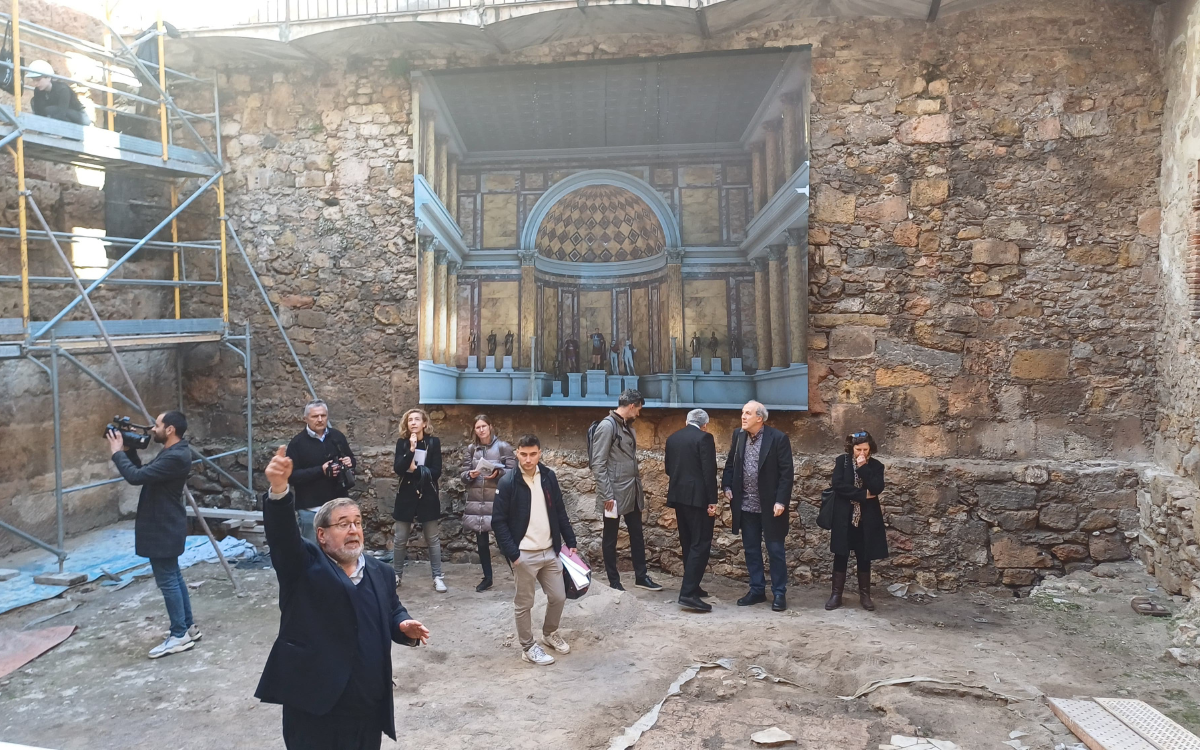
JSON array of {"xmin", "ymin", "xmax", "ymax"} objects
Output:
[
  {"xmin": 829, "ymin": 453, "xmax": 889, "ymax": 561},
  {"xmin": 393, "ymin": 436, "xmax": 442, "ymax": 523},
  {"xmin": 255, "ymin": 489, "xmax": 418, "ymax": 740},
  {"xmin": 720, "ymin": 425, "xmax": 795, "ymax": 544},
  {"xmin": 111, "ymin": 440, "xmax": 193, "ymax": 559}
]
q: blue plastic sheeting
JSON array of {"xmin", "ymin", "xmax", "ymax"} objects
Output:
[{"xmin": 0, "ymin": 529, "xmax": 257, "ymax": 615}]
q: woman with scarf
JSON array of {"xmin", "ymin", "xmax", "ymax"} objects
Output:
[
  {"xmin": 826, "ymin": 430, "xmax": 887, "ymax": 611},
  {"xmin": 459, "ymin": 414, "xmax": 516, "ymax": 592},
  {"xmin": 393, "ymin": 408, "xmax": 446, "ymax": 592}
]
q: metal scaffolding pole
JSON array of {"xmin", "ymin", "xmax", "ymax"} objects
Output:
[
  {"xmin": 24, "ymin": 194, "xmax": 241, "ymax": 594},
  {"xmin": 50, "ymin": 333, "xmax": 65, "ymax": 572}
]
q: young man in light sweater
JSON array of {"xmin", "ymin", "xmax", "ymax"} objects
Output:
[{"xmin": 491, "ymin": 434, "xmax": 579, "ymax": 666}]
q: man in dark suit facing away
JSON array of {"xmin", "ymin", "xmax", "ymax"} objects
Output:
[
  {"xmin": 256, "ymin": 446, "xmax": 430, "ymax": 750},
  {"xmin": 665, "ymin": 409, "xmax": 719, "ymax": 612},
  {"xmin": 721, "ymin": 400, "xmax": 796, "ymax": 612}
]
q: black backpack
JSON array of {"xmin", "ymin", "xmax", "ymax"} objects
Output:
[{"xmin": 1, "ymin": 21, "xmax": 22, "ymax": 96}]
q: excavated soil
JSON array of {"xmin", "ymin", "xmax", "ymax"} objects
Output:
[{"xmin": 1, "ymin": 531, "xmax": 1198, "ymax": 749}]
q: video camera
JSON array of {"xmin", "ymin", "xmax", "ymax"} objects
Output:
[{"xmin": 105, "ymin": 416, "xmax": 152, "ymax": 450}]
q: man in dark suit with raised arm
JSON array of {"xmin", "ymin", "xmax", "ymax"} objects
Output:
[
  {"xmin": 256, "ymin": 446, "xmax": 429, "ymax": 750},
  {"xmin": 721, "ymin": 400, "xmax": 795, "ymax": 612},
  {"xmin": 665, "ymin": 409, "xmax": 719, "ymax": 612}
]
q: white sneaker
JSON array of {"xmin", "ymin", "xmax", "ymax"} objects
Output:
[
  {"xmin": 433, "ymin": 576, "xmax": 447, "ymax": 593},
  {"xmin": 542, "ymin": 631, "xmax": 570, "ymax": 654},
  {"xmin": 521, "ymin": 643, "xmax": 555, "ymax": 666},
  {"xmin": 149, "ymin": 634, "xmax": 195, "ymax": 659},
  {"xmin": 187, "ymin": 625, "xmax": 202, "ymax": 642}
]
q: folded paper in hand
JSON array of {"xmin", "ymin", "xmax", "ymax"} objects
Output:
[
  {"xmin": 475, "ymin": 458, "xmax": 496, "ymax": 473},
  {"xmin": 413, "ymin": 449, "xmax": 427, "ymax": 466}
]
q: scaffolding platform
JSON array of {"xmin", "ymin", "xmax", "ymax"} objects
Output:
[{"xmin": 0, "ymin": 107, "xmax": 219, "ymax": 178}]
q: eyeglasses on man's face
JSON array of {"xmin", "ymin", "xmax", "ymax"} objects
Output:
[{"xmin": 325, "ymin": 520, "xmax": 362, "ymax": 531}]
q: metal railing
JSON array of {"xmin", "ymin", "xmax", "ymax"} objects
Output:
[{"xmin": 244, "ymin": 0, "xmax": 705, "ymax": 25}]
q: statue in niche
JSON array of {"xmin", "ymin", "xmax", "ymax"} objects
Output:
[
  {"xmin": 708, "ymin": 332, "xmax": 719, "ymax": 357},
  {"xmin": 486, "ymin": 330, "xmax": 497, "ymax": 357},
  {"xmin": 730, "ymin": 332, "xmax": 743, "ymax": 360},
  {"xmin": 609, "ymin": 339, "xmax": 621, "ymax": 375},
  {"xmin": 564, "ymin": 339, "xmax": 579, "ymax": 373},
  {"xmin": 590, "ymin": 329, "xmax": 606, "ymax": 370},
  {"xmin": 622, "ymin": 339, "xmax": 637, "ymax": 376},
  {"xmin": 552, "ymin": 358, "xmax": 561, "ymax": 378},
  {"xmin": 690, "ymin": 332, "xmax": 702, "ymax": 360},
  {"xmin": 504, "ymin": 330, "xmax": 514, "ymax": 358},
  {"xmin": 468, "ymin": 330, "xmax": 479, "ymax": 357}
]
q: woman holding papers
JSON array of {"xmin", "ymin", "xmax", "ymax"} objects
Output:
[
  {"xmin": 460, "ymin": 415, "xmax": 516, "ymax": 592},
  {"xmin": 393, "ymin": 408, "xmax": 447, "ymax": 592}
]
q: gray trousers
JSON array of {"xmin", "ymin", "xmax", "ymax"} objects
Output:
[
  {"xmin": 393, "ymin": 519, "xmax": 443, "ymax": 579},
  {"xmin": 514, "ymin": 547, "xmax": 566, "ymax": 648}
]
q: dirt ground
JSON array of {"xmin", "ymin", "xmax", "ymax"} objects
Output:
[{"xmin": 2, "ymin": 525, "xmax": 1200, "ymax": 750}]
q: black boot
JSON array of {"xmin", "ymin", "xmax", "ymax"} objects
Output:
[
  {"xmin": 825, "ymin": 571, "xmax": 846, "ymax": 611},
  {"xmin": 476, "ymin": 577, "xmax": 493, "ymax": 592},
  {"xmin": 858, "ymin": 569, "xmax": 875, "ymax": 611}
]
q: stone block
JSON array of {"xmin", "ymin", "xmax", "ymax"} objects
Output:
[
  {"xmin": 33, "ymin": 571, "xmax": 88, "ymax": 586},
  {"xmin": 1002, "ymin": 569, "xmax": 1037, "ymax": 586},
  {"xmin": 858, "ymin": 196, "xmax": 908, "ymax": 224},
  {"xmin": 1079, "ymin": 509, "xmax": 1117, "ymax": 532},
  {"xmin": 875, "ymin": 366, "xmax": 931, "ymax": 387},
  {"xmin": 910, "ymin": 178, "xmax": 949, "ymax": 207},
  {"xmin": 295, "ymin": 170, "xmax": 327, "ymax": 188},
  {"xmin": 992, "ymin": 510, "xmax": 1039, "ymax": 532},
  {"xmin": 971, "ymin": 239, "xmax": 1020, "ymax": 265},
  {"xmin": 904, "ymin": 385, "xmax": 942, "ymax": 423},
  {"xmin": 1039, "ymin": 503, "xmax": 1077, "ymax": 530},
  {"xmin": 991, "ymin": 535, "xmax": 1052, "ymax": 568},
  {"xmin": 1066, "ymin": 245, "xmax": 1118, "ymax": 266},
  {"xmin": 1089, "ymin": 533, "xmax": 1130, "ymax": 562},
  {"xmin": 0, "ymin": 568, "xmax": 18, "ymax": 581},
  {"xmin": 897, "ymin": 114, "xmax": 953, "ymax": 144},
  {"xmin": 813, "ymin": 186, "xmax": 856, "ymax": 224},
  {"xmin": 1051, "ymin": 544, "xmax": 1089, "ymax": 562},
  {"xmin": 893, "ymin": 221, "xmax": 920, "ymax": 246},
  {"xmin": 1010, "ymin": 349, "xmax": 1069, "ymax": 380},
  {"xmin": 828, "ymin": 327, "xmax": 876, "ymax": 360},
  {"xmin": 1138, "ymin": 208, "xmax": 1161, "ymax": 237},
  {"xmin": 977, "ymin": 484, "xmax": 1037, "ymax": 510},
  {"xmin": 876, "ymin": 340, "xmax": 963, "ymax": 377},
  {"xmin": 334, "ymin": 158, "xmax": 369, "ymax": 185}
]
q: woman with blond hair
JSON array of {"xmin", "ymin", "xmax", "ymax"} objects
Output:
[
  {"xmin": 393, "ymin": 408, "xmax": 446, "ymax": 592},
  {"xmin": 460, "ymin": 414, "xmax": 516, "ymax": 592}
]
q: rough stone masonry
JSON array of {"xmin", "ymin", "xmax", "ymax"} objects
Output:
[{"xmin": 166, "ymin": 0, "xmax": 1170, "ymax": 591}]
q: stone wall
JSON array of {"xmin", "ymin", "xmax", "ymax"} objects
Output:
[
  {"xmin": 1137, "ymin": 0, "xmax": 1200, "ymax": 597},
  {"xmin": 183, "ymin": 0, "xmax": 1165, "ymax": 585}
]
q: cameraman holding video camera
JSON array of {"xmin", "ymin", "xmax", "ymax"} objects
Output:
[
  {"xmin": 106, "ymin": 410, "xmax": 200, "ymax": 660},
  {"xmin": 286, "ymin": 399, "xmax": 357, "ymax": 543}
]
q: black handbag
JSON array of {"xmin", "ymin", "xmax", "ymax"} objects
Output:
[
  {"xmin": 817, "ymin": 487, "xmax": 836, "ymax": 530},
  {"xmin": 0, "ymin": 21, "xmax": 21, "ymax": 96}
]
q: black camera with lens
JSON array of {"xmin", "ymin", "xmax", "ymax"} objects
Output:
[
  {"xmin": 325, "ymin": 446, "xmax": 356, "ymax": 492},
  {"xmin": 105, "ymin": 416, "xmax": 152, "ymax": 450}
]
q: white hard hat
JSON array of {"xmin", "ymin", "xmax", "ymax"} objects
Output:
[{"xmin": 26, "ymin": 60, "xmax": 53, "ymax": 79}]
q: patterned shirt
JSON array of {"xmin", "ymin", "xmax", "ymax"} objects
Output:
[{"xmin": 741, "ymin": 429, "xmax": 762, "ymax": 514}]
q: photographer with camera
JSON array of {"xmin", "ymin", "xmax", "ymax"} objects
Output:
[
  {"xmin": 286, "ymin": 399, "xmax": 357, "ymax": 543},
  {"xmin": 106, "ymin": 410, "xmax": 200, "ymax": 660}
]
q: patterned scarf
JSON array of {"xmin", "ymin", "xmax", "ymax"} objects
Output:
[{"xmin": 851, "ymin": 462, "xmax": 864, "ymax": 527}]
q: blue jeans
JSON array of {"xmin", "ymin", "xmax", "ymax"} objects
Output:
[
  {"xmin": 149, "ymin": 557, "xmax": 193, "ymax": 638},
  {"xmin": 297, "ymin": 508, "xmax": 317, "ymax": 544},
  {"xmin": 741, "ymin": 513, "xmax": 787, "ymax": 597}
]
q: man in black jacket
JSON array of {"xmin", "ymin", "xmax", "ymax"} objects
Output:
[
  {"xmin": 720, "ymin": 400, "xmax": 795, "ymax": 612},
  {"xmin": 25, "ymin": 60, "xmax": 89, "ymax": 125},
  {"xmin": 257, "ymin": 446, "xmax": 429, "ymax": 750},
  {"xmin": 492, "ymin": 434, "xmax": 578, "ymax": 667},
  {"xmin": 665, "ymin": 409, "xmax": 718, "ymax": 612},
  {"xmin": 107, "ymin": 410, "xmax": 197, "ymax": 659},
  {"xmin": 286, "ymin": 399, "xmax": 356, "ymax": 542}
]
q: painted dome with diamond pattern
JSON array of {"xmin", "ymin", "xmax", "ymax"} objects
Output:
[{"xmin": 534, "ymin": 184, "xmax": 666, "ymax": 263}]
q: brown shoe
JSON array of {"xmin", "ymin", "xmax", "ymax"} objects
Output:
[
  {"xmin": 824, "ymin": 571, "xmax": 846, "ymax": 611},
  {"xmin": 858, "ymin": 569, "xmax": 875, "ymax": 611}
]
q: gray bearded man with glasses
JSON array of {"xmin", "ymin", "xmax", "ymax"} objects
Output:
[{"xmin": 255, "ymin": 446, "xmax": 429, "ymax": 750}]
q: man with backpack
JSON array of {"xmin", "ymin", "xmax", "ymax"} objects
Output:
[{"xmin": 588, "ymin": 389, "xmax": 662, "ymax": 592}]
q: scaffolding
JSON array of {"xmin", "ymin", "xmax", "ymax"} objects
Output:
[{"xmin": 0, "ymin": 3, "xmax": 314, "ymax": 586}]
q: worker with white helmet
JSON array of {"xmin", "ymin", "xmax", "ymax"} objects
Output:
[{"xmin": 25, "ymin": 59, "xmax": 89, "ymax": 125}]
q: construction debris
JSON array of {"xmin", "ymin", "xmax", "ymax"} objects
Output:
[
  {"xmin": 750, "ymin": 727, "xmax": 795, "ymax": 746},
  {"xmin": 838, "ymin": 675, "xmax": 1036, "ymax": 702},
  {"xmin": 878, "ymin": 735, "xmax": 960, "ymax": 750},
  {"xmin": 606, "ymin": 659, "xmax": 735, "ymax": 750}
]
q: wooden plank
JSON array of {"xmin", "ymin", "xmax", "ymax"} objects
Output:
[
  {"xmin": 51, "ymin": 333, "xmax": 224, "ymax": 352},
  {"xmin": 1049, "ymin": 698, "xmax": 1158, "ymax": 750},
  {"xmin": 1095, "ymin": 698, "xmax": 1200, "ymax": 750},
  {"xmin": 186, "ymin": 506, "xmax": 263, "ymax": 522}
]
